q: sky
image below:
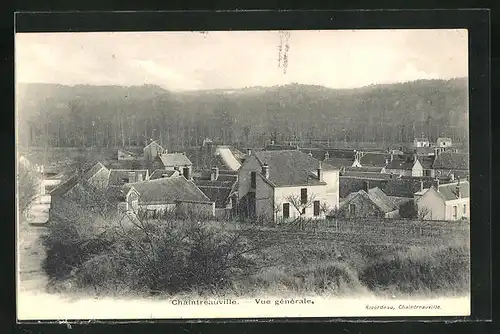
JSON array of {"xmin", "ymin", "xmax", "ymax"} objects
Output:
[{"xmin": 15, "ymin": 29, "xmax": 468, "ymax": 91}]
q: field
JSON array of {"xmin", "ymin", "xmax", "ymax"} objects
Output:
[{"xmin": 39, "ymin": 210, "xmax": 470, "ymax": 299}]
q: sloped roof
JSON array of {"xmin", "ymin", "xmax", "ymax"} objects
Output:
[
  {"xmin": 437, "ymin": 180, "xmax": 470, "ymax": 200},
  {"xmin": 339, "ymin": 177, "xmax": 387, "ymax": 198},
  {"xmin": 342, "ymin": 171, "xmax": 393, "ymax": 179},
  {"xmin": 323, "ymin": 158, "xmax": 354, "ymax": 168},
  {"xmin": 436, "ymin": 137, "xmax": 452, "ymax": 142},
  {"xmin": 385, "ymin": 157, "xmax": 415, "ymax": 170},
  {"xmin": 432, "ymin": 152, "xmax": 469, "ymax": 170},
  {"xmin": 104, "ymin": 159, "xmax": 145, "ymax": 170},
  {"xmin": 264, "ymin": 144, "xmax": 299, "ymax": 151},
  {"xmin": 302, "ymin": 148, "xmax": 355, "ymax": 161},
  {"xmin": 358, "ymin": 153, "xmax": 390, "ymax": 167},
  {"xmin": 105, "ymin": 186, "xmax": 127, "ymax": 203},
  {"xmin": 143, "ymin": 140, "xmax": 164, "ymax": 151},
  {"xmin": 159, "ymin": 153, "xmax": 192, "ymax": 167},
  {"xmin": 344, "ymin": 166, "xmax": 383, "ymax": 173},
  {"xmin": 381, "ymin": 178, "xmax": 436, "ymax": 198},
  {"xmin": 149, "ymin": 169, "xmax": 178, "ymax": 180},
  {"xmin": 253, "ymin": 150, "xmax": 336, "ymax": 187},
  {"xmin": 108, "ymin": 169, "xmax": 149, "ymax": 186},
  {"xmin": 128, "ymin": 176, "xmax": 212, "ymax": 204},
  {"xmin": 196, "ymin": 186, "xmax": 232, "ymax": 208},
  {"xmin": 340, "ymin": 188, "xmax": 397, "ymax": 214},
  {"xmin": 50, "ymin": 162, "xmax": 107, "ymax": 196},
  {"xmin": 419, "ymin": 156, "xmax": 435, "ymax": 169},
  {"xmin": 367, "ymin": 187, "xmax": 398, "ymax": 212},
  {"xmin": 416, "ymin": 146, "xmax": 435, "ymax": 155}
]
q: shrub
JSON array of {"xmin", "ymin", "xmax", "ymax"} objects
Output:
[{"xmin": 359, "ymin": 243, "xmax": 470, "ymax": 295}]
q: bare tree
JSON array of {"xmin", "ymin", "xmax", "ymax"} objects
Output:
[{"xmin": 285, "ymin": 193, "xmax": 317, "ymax": 230}]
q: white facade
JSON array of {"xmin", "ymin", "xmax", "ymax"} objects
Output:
[{"xmin": 416, "ymin": 187, "xmax": 469, "ymax": 221}]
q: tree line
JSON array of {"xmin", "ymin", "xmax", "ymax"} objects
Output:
[{"xmin": 17, "ymin": 78, "xmax": 468, "ymax": 150}]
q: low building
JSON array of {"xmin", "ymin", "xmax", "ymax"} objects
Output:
[
  {"xmin": 143, "ymin": 140, "xmax": 166, "ymax": 162},
  {"xmin": 149, "ymin": 169, "xmax": 180, "ymax": 180},
  {"xmin": 415, "ymin": 179, "xmax": 470, "ymax": 221},
  {"xmin": 238, "ymin": 150, "xmax": 340, "ymax": 224},
  {"xmin": 352, "ymin": 152, "xmax": 390, "ymax": 168},
  {"xmin": 122, "ymin": 176, "xmax": 215, "ymax": 218},
  {"xmin": 384, "ymin": 154, "xmax": 423, "ymax": 177},
  {"xmin": 336, "ymin": 183, "xmax": 399, "ymax": 219},
  {"xmin": 414, "ymin": 137, "xmax": 430, "ymax": 148},
  {"xmin": 432, "ymin": 152, "xmax": 469, "ymax": 179},
  {"xmin": 152, "ymin": 152, "xmax": 193, "ymax": 179},
  {"xmin": 193, "ymin": 167, "xmax": 239, "ymax": 219},
  {"xmin": 436, "ymin": 137, "xmax": 452, "ymax": 148}
]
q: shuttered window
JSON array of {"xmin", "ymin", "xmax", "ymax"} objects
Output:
[
  {"xmin": 301, "ymin": 188, "xmax": 308, "ymax": 204},
  {"xmin": 313, "ymin": 201, "xmax": 320, "ymax": 216}
]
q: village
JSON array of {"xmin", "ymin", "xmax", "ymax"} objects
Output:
[{"xmin": 22, "ymin": 134, "xmax": 469, "ymax": 226}]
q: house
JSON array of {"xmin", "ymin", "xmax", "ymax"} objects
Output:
[
  {"xmin": 264, "ymin": 143, "xmax": 300, "ymax": 151},
  {"xmin": 436, "ymin": 137, "xmax": 452, "ymax": 148},
  {"xmin": 149, "ymin": 169, "xmax": 180, "ymax": 180},
  {"xmin": 107, "ymin": 169, "xmax": 149, "ymax": 187},
  {"xmin": 336, "ymin": 183, "xmax": 399, "ymax": 219},
  {"xmin": 152, "ymin": 152, "xmax": 193, "ymax": 179},
  {"xmin": 384, "ymin": 154, "xmax": 423, "ymax": 177},
  {"xmin": 419, "ymin": 156, "xmax": 435, "ymax": 177},
  {"xmin": 414, "ymin": 137, "xmax": 430, "ymax": 148},
  {"xmin": 49, "ymin": 162, "xmax": 112, "ymax": 219},
  {"xmin": 302, "ymin": 149, "xmax": 355, "ymax": 169},
  {"xmin": 432, "ymin": 152, "xmax": 469, "ymax": 178},
  {"xmin": 143, "ymin": 140, "xmax": 166, "ymax": 162},
  {"xmin": 121, "ymin": 176, "xmax": 215, "ymax": 218},
  {"xmin": 352, "ymin": 152, "xmax": 390, "ymax": 168},
  {"xmin": 193, "ymin": 167, "xmax": 239, "ymax": 218},
  {"xmin": 237, "ymin": 150, "xmax": 340, "ymax": 224},
  {"xmin": 118, "ymin": 149, "xmax": 138, "ymax": 161},
  {"xmin": 415, "ymin": 179, "xmax": 470, "ymax": 221}
]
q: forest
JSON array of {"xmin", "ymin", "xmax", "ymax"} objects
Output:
[{"xmin": 16, "ymin": 78, "xmax": 468, "ymax": 150}]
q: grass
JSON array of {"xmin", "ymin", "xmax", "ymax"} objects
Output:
[{"xmin": 41, "ymin": 209, "xmax": 471, "ymax": 299}]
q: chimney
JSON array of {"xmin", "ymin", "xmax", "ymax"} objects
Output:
[
  {"xmin": 262, "ymin": 163, "xmax": 270, "ymax": 179},
  {"xmin": 435, "ymin": 178, "xmax": 440, "ymax": 189},
  {"xmin": 185, "ymin": 166, "xmax": 192, "ymax": 180},
  {"xmin": 385, "ymin": 158, "xmax": 389, "ymax": 165},
  {"xmin": 450, "ymin": 173, "xmax": 455, "ymax": 181},
  {"xmin": 211, "ymin": 166, "xmax": 219, "ymax": 181},
  {"xmin": 390, "ymin": 153, "xmax": 394, "ymax": 161},
  {"xmin": 317, "ymin": 161, "xmax": 323, "ymax": 181},
  {"xmin": 362, "ymin": 180, "xmax": 369, "ymax": 192},
  {"xmin": 456, "ymin": 176, "xmax": 461, "ymax": 198},
  {"xmin": 324, "ymin": 151, "xmax": 330, "ymax": 160},
  {"xmin": 420, "ymin": 180, "xmax": 424, "ymax": 192},
  {"xmin": 247, "ymin": 149, "xmax": 252, "ymax": 156}
]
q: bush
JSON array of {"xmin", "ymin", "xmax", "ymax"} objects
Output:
[{"xmin": 359, "ymin": 243, "xmax": 470, "ymax": 295}]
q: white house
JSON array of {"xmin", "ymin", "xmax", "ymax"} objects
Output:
[
  {"xmin": 415, "ymin": 179, "xmax": 470, "ymax": 221},
  {"xmin": 436, "ymin": 137, "xmax": 452, "ymax": 148},
  {"xmin": 143, "ymin": 140, "xmax": 166, "ymax": 162},
  {"xmin": 238, "ymin": 150, "xmax": 339, "ymax": 224},
  {"xmin": 153, "ymin": 152, "xmax": 193, "ymax": 180},
  {"xmin": 414, "ymin": 137, "xmax": 430, "ymax": 148},
  {"xmin": 384, "ymin": 154, "xmax": 424, "ymax": 177}
]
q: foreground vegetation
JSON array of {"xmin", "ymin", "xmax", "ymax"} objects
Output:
[{"xmin": 42, "ymin": 202, "xmax": 470, "ymax": 298}]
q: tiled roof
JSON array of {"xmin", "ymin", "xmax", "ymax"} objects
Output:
[
  {"xmin": 381, "ymin": 178, "xmax": 436, "ymax": 198},
  {"xmin": 342, "ymin": 171, "xmax": 393, "ymax": 179},
  {"xmin": 104, "ymin": 159, "xmax": 146, "ymax": 170},
  {"xmin": 81, "ymin": 162, "xmax": 108, "ymax": 180},
  {"xmin": 344, "ymin": 166, "xmax": 383, "ymax": 173},
  {"xmin": 358, "ymin": 153, "xmax": 390, "ymax": 167},
  {"xmin": 105, "ymin": 186, "xmax": 127, "ymax": 203},
  {"xmin": 108, "ymin": 169, "xmax": 149, "ymax": 186},
  {"xmin": 367, "ymin": 187, "xmax": 398, "ymax": 213},
  {"xmin": 418, "ymin": 156, "xmax": 435, "ymax": 169},
  {"xmin": 432, "ymin": 152, "xmax": 469, "ymax": 170},
  {"xmin": 149, "ymin": 169, "xmax": 178, "ymax": 180},
  {"xmin": 323, "ymin": 158, "xmax": 354, "ymax": 169},
  {"xmin": 385, "ymin": 157, "xmax": 415, "ymax": 170},
  {"xmin": 437, "ymin": 180, "xmax": 470, "ymax": 200},
  {"xmin": 253, "ymin": 150, "xmax": 336, "ymax": 187},
  {"xmin": 128, "ymin": 176, "xmax": 212, "ymax": 204},
  {"xmin": 159, "ymin": 153, "xmax": 192, "ymax": 167},
  {"xmin": 196, "ymin": 186, "xmax": 232, "ymax": 208},
  {"xmin": 143, "ymin": 140, "xmax": 165, "ymax": 151},
  {"xmin": 339, "ymin": 177, "xmax": 387, "ymax": 198},
  {"xmin": 49, "ymin": 174, "xmax": 80, "ymax": 196},
  {"xmin": 301, "ymin": 148, "xmax": 355, "ymax": 161}
]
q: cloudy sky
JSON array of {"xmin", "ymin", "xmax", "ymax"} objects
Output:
[{"xmin": 15, "ymin": 29, "xmax": 468, "ymax": 91}]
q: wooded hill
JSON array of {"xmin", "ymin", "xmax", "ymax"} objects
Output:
[{"xmin": 16, "ymin": 78, "xmax": 468, "ymax": 150}]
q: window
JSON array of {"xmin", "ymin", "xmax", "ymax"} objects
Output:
[
  {"xmin": 349, "ymin": 204, "xmax": 356, "ymax": 216},
  {"xmin": 301, "ymin": 188, "xmax": 308, "ymax": 204},
  {"xmin": 250, "ymin": 172, "xmax": 256, "ymax": 189},
  {"xmin": 453, "ymin": 205, "xmax": 458, "ymax": 219},
  {"xmin": 463, "ymin": 204, "xmax": 467, "ymax": 215},
  {"xmin": 283, "ymin": 203, "xmax": 290, "ymax": 219},
  {"xmin": 313, "ymin": 201, "xmax": 320, "ymax": 216}
]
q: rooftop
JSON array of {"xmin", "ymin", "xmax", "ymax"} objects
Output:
[
  {"xmin": 127, "ymin": 176, "xmax": 212, "ymax": 204},
  {"xmin": 159, "ymin": 152, "xmax": 193, "ymax": 167},
  {"xmin": 149, "ymin": 169, "xmax": 178, "ymax": 180},
  {"xmin": 357, "ymin": 152, "xmax": 390, "ymax": 167},
  {"xmin": 437, "ymin": 180, "xmax": 470, "ymax": 200},
  {"xmin": 253, "ymin": 150, "xmax": 336, "ymax": 187},
  {"xmin": 432, "ymin": 152, "xmax": 469, "ymax": 170}
]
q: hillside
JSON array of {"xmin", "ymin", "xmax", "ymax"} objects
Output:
[{"xmin": 16, "ymin": 78, "xmax": 468, "ymax": 150}]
